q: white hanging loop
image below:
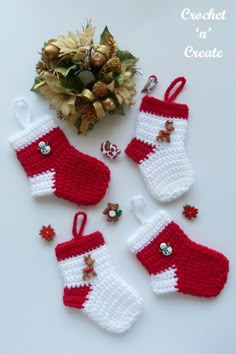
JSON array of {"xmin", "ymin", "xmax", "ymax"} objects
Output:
[
  {"xmin": 14, "ymin": 98, "xmax": 32, "ymax": 129},
  {"xmin": 130, "ymin": 195, "xmax": 147, "ymax": 224}
]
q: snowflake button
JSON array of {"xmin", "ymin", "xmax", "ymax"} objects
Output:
[
  {"xmin": 38, "ymin": 141, "xmax": 51, "ymax": 155},
  {"xmin": 159, "ymin": 242, "xmax": 172, "ymax": 256}
]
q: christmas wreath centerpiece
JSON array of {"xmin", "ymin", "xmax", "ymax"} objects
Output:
[{"xmin": 31, "ymin": 23, "xmax": 138, "ymax": 134}]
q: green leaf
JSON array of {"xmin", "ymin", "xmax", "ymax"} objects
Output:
[
  {"xmin": 56, "ymin": 76, "xmax": 84, "ymax": 94},
  {"xmin": 30, "ymin": 77, "xmax": 46, "ymax": 91},
  {"xmin": 54, "ymin": 65, "xmax": 77, "ymax": 77},
  {"xmin": 114, "ymin": 74, "xmax": 124, "ymax": 87},
  {"xmin": 116, "ymin": 49, "xmax": 138, "ymax": 65},
  {"xmin": 100, "ymin": 25, "xmax": 113, "ymax": 42}
]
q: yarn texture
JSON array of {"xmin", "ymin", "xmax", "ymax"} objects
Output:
[
  {"xmin": 128, "ymin": 209, "xmax": 229, "ymax": 297},
  {"xmin": 125, "ymin": 77, "xmax": 194, "ymax": 202},
  {"xmin": 9, "ymin": 103, "xmax": 110, "ymax": 206},
  {"xmin": 55, "ymin": 212, "xmax": 142, "ymax": 333}
]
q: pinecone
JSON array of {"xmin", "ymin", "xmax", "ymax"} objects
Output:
[
  {"xmin": 92, "ymin": 81, "xmax": 108, "ymax": 97},
  {"xmin": 81, "ymin": 106, "xmax": 97, "ymax": 123},
  {"xmin": 107, "ymin": 38, "xmax": 117, "ymax": 57},
  {"xmin": 104, "ymin": 57, "xmax": 121, "ymax": 74},
  {"xmin": 36, "ymin": 61, "xmax": 46, "ymax": 75}
]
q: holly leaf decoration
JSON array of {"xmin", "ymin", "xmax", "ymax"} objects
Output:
[
  {"xmin": 31, "ymin": 76, "xmax": 46, "ymax": 91},
  {"xmin": 100, "ymin": 26, "xmax": 113, "ymax": 42},
  {"xmin": 114, "ymin": 73, "xmax": 124, "ymax": 87},
  {"xmin": 116, "ymin": 49, "xmax": 138, "ymax": 65},
  {"xmin": 54, "ymin": 65, "xmax": 77, "ymax": 77},
  {"xmin": 56, "ymin": 76, "xmax": 84, "ymax": 94}
]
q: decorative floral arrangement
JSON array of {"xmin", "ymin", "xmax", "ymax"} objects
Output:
[{"xmin": 31, "ymin": 23, "xmax": 138, "ymax": 134}]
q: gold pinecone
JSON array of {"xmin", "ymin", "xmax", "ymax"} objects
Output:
[
  {"xmin": 82, "ymin": 106, "xmax": 97, "ymax": 124},
  {"xmin": 104, "ymin": 57, "xmax": 121, "ymax": 73},
  {"xmin": 36, "ymin": 61, "xmax": 46, "ymax": 75},
  {"xmin": 107, "ymin": 38, "xmax": 117, "ymax": 57},
  {"xmin": 92, "ymin": 81, "xmax": 108, "ymax": 97}
]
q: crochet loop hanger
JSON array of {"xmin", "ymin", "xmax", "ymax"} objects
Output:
[
  {"xmin": 164, "ymin": 77, "xmax": 186, "ymax": 102},
  {"xmin": 130, "ymin": 196, "xmax": 147, "ymax": 224},
  {"xmin": 14, "ymin": 98, "xmax": 32, "ymax": 129},
  {"xmin": 72, "ymin": 211, "xmax": 88, "ymax": 238}
]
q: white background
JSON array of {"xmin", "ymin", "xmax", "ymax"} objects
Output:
[{"xmin": 1, "ymin": 0, "xmax": 236, "ymax": 353}]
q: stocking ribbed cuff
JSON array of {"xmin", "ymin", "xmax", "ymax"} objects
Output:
[
  {"xmin": 9, "ymin": 115, "xmax": 57, "ymax": 151},
  {"xmin": 55, "ymin": 232, "xmax": 105, "ymax": 261},
  {"xmin": 140, "ymin": 95, "xmax": 189, "ymax": 119},
  {"xmin": 128, "ymin": 210, "xmax": 171, "ymax": 254}
]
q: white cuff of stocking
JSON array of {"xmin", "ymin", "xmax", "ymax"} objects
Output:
[
  {"xmin": 127, "ymin": 210, "xmax": 171, "ymax": 254},
  {"xmin": 9, "ymin": 115, "xmax": 58, "ymax": 151}
]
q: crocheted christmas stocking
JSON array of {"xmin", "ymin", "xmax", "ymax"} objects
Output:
[
  {"xmin": 128, "ymin": 197, "xmax": 229, "ymax": 297},
  {"xmin": 9, "ymin": 99, "xmax": 110, "ymax": 206},
  {"xmin": 125, "ymin": 77, "xmax": 194, "ymax": 202},
  {"xmin": 55, "ymin": 212, "xmax": 142, "ymax": 333}
]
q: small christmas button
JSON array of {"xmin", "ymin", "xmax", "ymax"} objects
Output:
[
  {"xmin": 101, "ymin": 141, "xmax": 121, "ymax": 159},
  {"xmin": 38, "ymin": 141, "xmax": 51, "ymax": 155},
  {"xmin": 103, "ymin": 203, "xmax": 122, "ymax": 222},
  {"xmin": 159, "ymin": 242, "xmax": 172, "ymax": 256},
  {"xmin": 182, "ymin": 204, "xmax": 198, "ymax": 220},
  {"xmin": 39, "ymin": 225, "xmax": 55, "ymax": 242}
]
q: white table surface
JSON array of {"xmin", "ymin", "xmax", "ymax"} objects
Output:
[{"xmin": 1, "ymin": 0, "xmax": 235, "ymax": 353}]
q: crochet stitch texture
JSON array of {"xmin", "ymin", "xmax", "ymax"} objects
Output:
[
  {"xmin": 9, "ymin": 114, "xmax": 110, "ymax": 206},
  {"xmin": 125, "ymin": 77, "xmax": 194, "ymax": 202},
  {"xmin": 128, "ymin": 210, "xmax": 229, "ymax": 297},
  {"xmin": 55, "ymin": 212, "xmax": 142, "ymax": 333}
]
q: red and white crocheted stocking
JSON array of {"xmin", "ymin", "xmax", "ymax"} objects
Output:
[
  {"xmin": 9, "ymin": 99, "xmax": 110, "ymax": 206},
  {"xmin": 128, "ymin": 197, "xmax": 229, "ymax": 297},
  {"xmin": 125, "ymin": 77, "xmax": 194, "ymax": 202},
  {"xmin": 55, "ymin": 212, "xmax": 142, "ymax": 333}
]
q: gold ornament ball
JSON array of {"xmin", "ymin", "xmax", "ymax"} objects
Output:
[
  {"xmin": 102, "ymin": 98, "xmax": 116, "ymax": 112},
  {"xmin": 44, "ymin": 44, "xmax": 59, "ymax": 60},
  {"xmin": 91, "ymin": 52, "xmax": 107, "ymax": 67}
]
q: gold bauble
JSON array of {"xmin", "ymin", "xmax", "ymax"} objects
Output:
[
  {"xmin": 92, "ymin": 81, "xmax": 108, "ymax": 97},
  {"xmin": 43, "ymin": 44, "xmax": 59, "ymax": 60},
  {"xmin": 91, "ymin": 44, "xmax": 110, "ymax": 67},
  {"xmin": 91, "ymin": 52, "xmax": 107, "ymax": 67},
  {"xmin": 102, "ymin": 98, "xmax": 116, "ymax": 112}
]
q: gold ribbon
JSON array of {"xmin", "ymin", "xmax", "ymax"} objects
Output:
[
  {"xmin": 80, "ymin": 89, "xmax": 105, "ymax": 120},
  {"xmin": 81, "ymin": 89, "xmax": 95, "ymax": 102},
  {"xmin": 93, "ymin": 101, "xmax": 105, "ymax": 120}
]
